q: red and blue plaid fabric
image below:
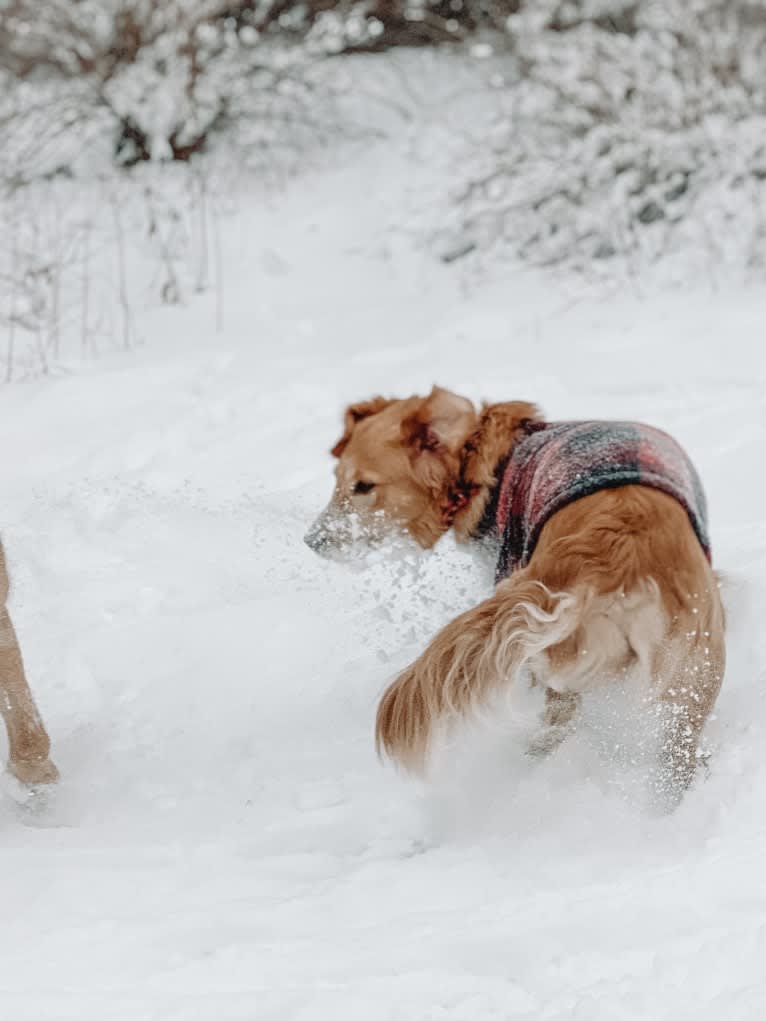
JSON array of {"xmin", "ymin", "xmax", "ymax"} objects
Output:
[{"xmin": 494, "ymin": 421, "xmax": 711, "ymax": 580}]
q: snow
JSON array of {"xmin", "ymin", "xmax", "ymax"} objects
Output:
[{"xmin": 2, "ymin": 73, "xmax": 766, "ymax": 1020}]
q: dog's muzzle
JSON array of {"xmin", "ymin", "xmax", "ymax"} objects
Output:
[
  {"xmin": 304, "ymin": 503, "xmax": 391, "ymax": 558},
  {"xmin": 303, "ymin": 516, "xmax": 334, "ymax": 555},
  {"xmin": 304, "ymin": 505, "xmax": 355, "ymax": 557}
]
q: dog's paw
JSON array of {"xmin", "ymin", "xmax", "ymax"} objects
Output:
[
  {"xmin": 647, "ymin": 750, "xmax": 710, "ymax": 815},
  {"xmin": 8, "ymin": 757, "xmax": 59, "ymax": 786},
  {"xmin": 525, "ymin": 727, "xmax": 568, "ymax": 759},
  {"xmin": 2, "ymin": 765, "xmax": 59, "ymax": 823}
]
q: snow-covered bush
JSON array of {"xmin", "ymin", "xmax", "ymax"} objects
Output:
[
  {"xmin": 0, "ymin": 0, "xmax": 519, "ymax": 183},
  {"xmin": 0, "ymin": 0, "xmax": 324, "ymax": 180},
  {"xmin": 3, "ymin": 0, "xmax": 766, "ymax": 378},
  {"xmin": 251, "ymin": 0, "xmax": 522, "ymax": 53},
  {"xmin": 450, "ymin": 0, "xmax": 766, "ymax": 270},
  {"xmin": 0, "ymin": 0, "xmax": 338, "ymax": 377}
]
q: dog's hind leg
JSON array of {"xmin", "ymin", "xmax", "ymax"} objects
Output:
[
  {"xmin": 0, "ymin": 607, "xmax": 58, "ymax": 787},
  {"xmin": 651, "ymin": 590, "xmax": 725, "ymax": 804}
]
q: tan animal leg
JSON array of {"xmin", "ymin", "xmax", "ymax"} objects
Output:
[
  {"xmin": 527, "ymin": 689, "xmax": 581, "ymax": 757},
  {"xmin": 0, "ymin": 605, "xmax": 58, "ymax": 787},
  {"xmin": 653, "ymin": 608, "xmax": 725, "ymax": 799}
]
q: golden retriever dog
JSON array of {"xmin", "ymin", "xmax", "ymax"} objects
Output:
[
  {"xmin": 306, "ymin": 387, "xmax": 725, "ymax": 799},
  {"xmin": 0, "ymin": 544, "xmax": 58, "ymax": 792}
]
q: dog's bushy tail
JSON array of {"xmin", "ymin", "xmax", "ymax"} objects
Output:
[{"xmin": 375, "ymin": 576, "xmax": 586, "ymax": 772}]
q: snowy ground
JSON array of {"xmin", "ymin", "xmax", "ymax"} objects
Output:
[{"xmin": 2, "ymin": 68, "xmax": 766, "ymax": 1020}]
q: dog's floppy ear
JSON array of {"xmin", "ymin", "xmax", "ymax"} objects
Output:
[
  {"xmin": 401, "ymin": 387, "xmax": 476, "ymax": 489},
  {"xmin": 331, "ymin": 396, "xmax": 394, "ymax": 458},
  {"xmin": 402, "ymin": 387, "xmax": 476, "ymax": 454}
]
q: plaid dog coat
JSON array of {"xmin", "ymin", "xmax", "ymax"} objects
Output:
[{"xmin": 494, "ymin": 421, "xmax": 710, "ymax": 580}]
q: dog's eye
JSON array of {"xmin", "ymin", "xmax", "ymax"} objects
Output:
[{"xmin": 353, "ymin": 481, "xmax": 376, "ymax": 495}]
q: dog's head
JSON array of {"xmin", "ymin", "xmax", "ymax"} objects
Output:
[{"xmin": 305, "ymin": 387, "xmax": 477, "ymax": 557}]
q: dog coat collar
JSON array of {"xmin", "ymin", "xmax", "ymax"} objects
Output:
[
  {"xmin": 446, "ymin": 417, "xmax": 544, "ymax": 537},
  {"xmin": 441, "ymin": 480, "xmax": 480, "ymax": 529},
  {"xmin": 492, "ymin": 420, "xmax": 711, "ymax": 581}
]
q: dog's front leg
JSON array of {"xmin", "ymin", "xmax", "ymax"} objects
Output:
[
  {"xmin": 0, "ymin": 607, "xmax": 58, "ymax": 788},
  {"xmin": 527, "ymin": 688, "xmax": 581, "ymax": 758}
]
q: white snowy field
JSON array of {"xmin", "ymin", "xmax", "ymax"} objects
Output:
[{"xmin": 1, "ymin": 104, "xmax": 766, "ymax": 1020}]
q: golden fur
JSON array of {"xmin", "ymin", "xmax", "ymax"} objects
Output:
[
  {"xmin": 0, "ymin": 543, "xmax": 57, "ymax": 787},
  {"xmin": 307, "ymin": 387, "xmax": 726, "ymax": 797}
]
